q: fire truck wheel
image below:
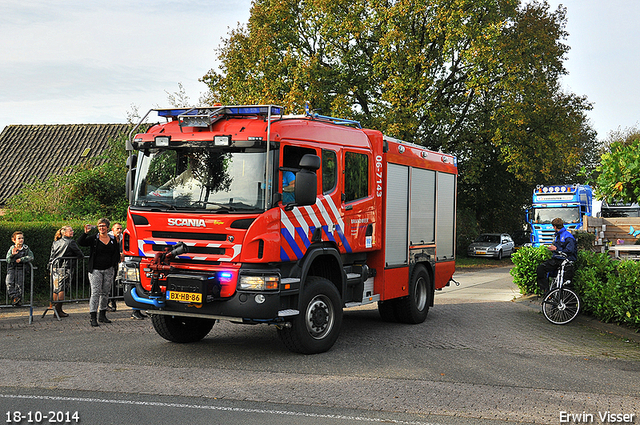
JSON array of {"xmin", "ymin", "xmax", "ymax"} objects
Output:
[
  {"xmin": 151, "ymin": 314, "xmax": 215, "ymax": 343},
  {"xmin": 277, "ymin": 276, "xmax": 343, "ymax": 354},
  {"xmin": 396, "ymin": 265, "xmax": 431, "ymax": 324}
]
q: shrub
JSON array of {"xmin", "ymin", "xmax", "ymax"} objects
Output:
[
  {"xmin": 513, "ymin": 248, "xmax": 640, "ymax": 330},
  {"xmin": 0, "ymin": 221, "xmax": 89, "ymax": 297},
  {"xmin": 610, "ymin": 260, "xmax": 640, "ymax": 327},
  {"xmin": 574, "ymin": 257, "xmax": 618, "ymax": 322},
  {"xmin": 510, "ymin": 245, "xmax": 551, "ymax": 295}
]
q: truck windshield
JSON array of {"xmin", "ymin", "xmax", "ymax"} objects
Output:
[
  {"xmin": 132, "ymin": 148, "xmax": 273, "ymax": 212},
  {"xmin": 532, "ymin": 207, "xmax": 580, "ymax": 224}
]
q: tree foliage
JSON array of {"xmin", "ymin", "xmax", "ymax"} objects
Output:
[
  {"xmin": 202, "ymin": 0, "xmax": 598, "ymax": 237},
  {"xmin": 593, "ymin": 127, "xmax": 640, "ymax": 204}
]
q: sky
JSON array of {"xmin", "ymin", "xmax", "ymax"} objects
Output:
[
  {"xmin": 0, "ymin": 0, "xmax": 252, "ymax": 131},
  {"xmin": 1, "ymin": 0, "xmax": 638, "ymax": 140}
]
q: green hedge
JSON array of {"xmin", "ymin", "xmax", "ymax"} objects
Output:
[
  {"xmin": 510, "ymin": 246, "xmax": 551, "ymax": 296},
  {"xmin": 511, "ymin": 246, "xmax": 640, "ymax": 329},
  {"xmin": 1, "ymin": 221, "xmax": 90, "ymax": 297}
]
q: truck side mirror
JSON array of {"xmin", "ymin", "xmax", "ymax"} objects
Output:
[
  {"xmin": 287, "ymin": 154, "xmax": 320, "ymax": 209},
  {"xmin": 298, "ymin": 154, "xmax": 321, "ymax": 171},
  {"xmin": 126, "ymin": 154, "xmax": 137, "ymax": 169},
  {"xmin": 126, "ymin": 154, "xmax": 137, "ymax": 203}
]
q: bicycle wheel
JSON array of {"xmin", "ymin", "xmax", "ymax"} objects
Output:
[{"xmin": 542, "ymin": 288, "xmax": 580, "ymax": 325}]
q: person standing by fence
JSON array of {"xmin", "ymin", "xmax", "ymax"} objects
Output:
[
  {"xmin": 5, "ymin": 231, "xmax": 34, "ymax": 306},
  {"xmin": 49, "ymin": 226, "xmax": 84, "ymax": 317},
  {"xmin": 79, "ymin": 218, "xmax": 120, "ymax": 327}
]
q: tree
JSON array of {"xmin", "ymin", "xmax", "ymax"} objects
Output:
[
  {"xmin": 201, "ymin": 0, "xmax": 599, "ymax": 237},
  {"xmin": 594, "ymin": 127, "xmax": 640, "ymax": 204},
  {"xmin": 166, "ymin": 82, "xmax": 192, "ymax": 108}
]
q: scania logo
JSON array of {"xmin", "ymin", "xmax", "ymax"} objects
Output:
[{"xmin": 168, "ymin": 218, "xmax": 206, "ymax": 228}]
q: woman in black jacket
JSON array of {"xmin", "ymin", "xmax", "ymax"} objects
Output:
[{"xmin": 78, "ymin": 218, "xmax": 121, "ymax": 327}]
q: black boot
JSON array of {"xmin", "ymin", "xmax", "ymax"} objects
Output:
[
  {"xmin": 90, "ymin": 312, "xmax": 99, "ymax": 327},
  {"xmin": 55, "ymin": 303, "xmax": 69, "ymax": 318},
  {"xmin": 98, "ymin": 310, "xmax": 112, "ymax": 324}
]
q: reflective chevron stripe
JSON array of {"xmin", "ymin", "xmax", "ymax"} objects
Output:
[{"xmin": 280, "ymin": 196, "xmax": 350, "ymax": 261}]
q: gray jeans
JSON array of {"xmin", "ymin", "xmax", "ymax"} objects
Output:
[
  {"xmin": 88, "ymin": 267, "xmax": 115, "ymax": 313},
  {"xmin": 5, "ymin": 267, "xmax": 25, "ymax": 299}
]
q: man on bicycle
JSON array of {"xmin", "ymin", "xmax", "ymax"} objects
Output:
[{"xmin": 536, "ymin": 217, "xmax": 577, "ymax": 296}]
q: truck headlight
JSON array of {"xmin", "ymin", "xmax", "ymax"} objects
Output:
[
  {"xmin": 118, "ymin": 261, "xmax": 140, "ymax": 283},
  {"xmin": 238, "ymin": 275, "xmax": 279, "ymax": 291}
]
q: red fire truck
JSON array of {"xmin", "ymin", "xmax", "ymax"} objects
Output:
[{"xmin": 120, "ymin": 105, "xmax": 457, "ymax": 353}]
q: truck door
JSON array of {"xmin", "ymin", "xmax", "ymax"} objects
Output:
[{"xmin": 342, "ymin": 150, "xmax": 375, "ymax": 254}]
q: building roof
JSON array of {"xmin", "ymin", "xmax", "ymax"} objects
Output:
[{"xmin": 0, "ymin": 124, "xmax": 130, "ymax": 205}]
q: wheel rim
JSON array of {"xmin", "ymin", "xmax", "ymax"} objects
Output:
[
  {"xmin": 305, "ymin": 294, "xmax": 334, "ymax": 339},
  {"xmin": 414, "ymin": 275, "xmax": 427, "ymax": 311},
  {"xmin": 543, "ymin": 289, "xmax": 580, "ymax": 325}
]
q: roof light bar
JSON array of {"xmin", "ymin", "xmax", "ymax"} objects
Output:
[
  {"xmin": 156, "ymin": 105, "xmax": 283, "ymax": 121},
  {"xmin": 157, "ymin": 109, "xmax": 195, "ymax": 118},
  {"xmin": 228, "ymin": 106, "xmax": 282, "ymax": 115},
  {"xmin": 304, "ymin": 103, "xmax": 361, "ymax": 128}
]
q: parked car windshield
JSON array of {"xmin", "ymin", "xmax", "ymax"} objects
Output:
[{"xmin": 475, "ymin": 234, "xmax": 500, "ymax": 243}]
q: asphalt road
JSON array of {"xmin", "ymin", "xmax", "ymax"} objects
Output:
[{"xmin": 1, "ymin": 266, "xmax": 638, "ymax": 425}]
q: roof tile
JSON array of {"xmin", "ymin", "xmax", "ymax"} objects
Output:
[{"xmin": 0, "ymin": 124, "xmax": 130, "ymax": 204}]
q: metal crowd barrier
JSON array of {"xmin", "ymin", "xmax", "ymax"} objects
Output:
[
  {"xmin": 42, "ymin": 256, "xmax": 125, "ymax": 321},
  {"xmin": 0, "ymin": 259, "xmax": 36, "ymax": 324}
]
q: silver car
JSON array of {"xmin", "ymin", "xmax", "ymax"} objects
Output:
[{"xmin": 467, "ymin": 233, "xmax": 515, "ymax": 260}]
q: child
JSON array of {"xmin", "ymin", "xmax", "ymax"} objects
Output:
[{"xmin": 5, "ymin": 231, "xmax": 35, "ymax": 306}]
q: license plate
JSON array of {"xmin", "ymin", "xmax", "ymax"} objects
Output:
[
  {"xmin": 166, "ymin": 291, "xmax": 202, "ymax": 303},
  {"xmin": 476, "ymin": 251, "xmax": 486, "ymax": 255}
]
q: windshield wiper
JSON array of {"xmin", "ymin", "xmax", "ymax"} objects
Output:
[
  {"xmin": 191, "ymin": 201, "xmax": 236, "ymax": 211},
  {"xmin": 145, "ymin": 201, "xmax": 177, "ymax": 210},
  {"xmin": 231, "ymin": 204, "xmax": 261, "ymax": 212}
]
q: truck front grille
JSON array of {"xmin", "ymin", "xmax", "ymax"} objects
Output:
[
  {"xmin": 151, "ymin": 244, "xmax": 225, "ymax": 255},
  {"xmin": 152, "ymin": 231, "xmax": 226, "ymax": 241}
]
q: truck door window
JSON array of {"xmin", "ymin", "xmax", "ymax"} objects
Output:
[
  {"xmin": 344, "ymin": 151, "xmax": 369, "ymax": 202},
  {"xmin": 282, "ymin": 145, "xmax": 316, "ymax": 203},
  {"xmin": 322, "ymin": 149, "xmax": 337, "ymax": 194}
]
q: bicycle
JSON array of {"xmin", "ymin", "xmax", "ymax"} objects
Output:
[{"xmin": 541, "ymin": 256, "xmax": 580, "ymax": 325}]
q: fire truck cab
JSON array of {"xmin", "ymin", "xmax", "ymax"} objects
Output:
[{"xmin": 120, "ymin": 105, "xmax": 457, "ymax": 353}]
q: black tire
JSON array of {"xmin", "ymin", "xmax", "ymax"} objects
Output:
[
  {"xmin": 497, "ymin": 250, "xmax": 503, "ymax": 260},
  {"xmin": 396, "ymin": 265, "xmax": 431, "ymax": 324},
  {"xmin": 151, "ymin": 314, "xmax": 215, "ymax": 343},
  {"xmin": 378, "ymin": 299, "xmax": 399, "ymax": 322},
  {"xmin": 278, "ymin": 276, "xmax": 343, "ymax": 354},
  {"xmin": 542, "ymin": 288, "xmax": 580, "ymax": 325}
]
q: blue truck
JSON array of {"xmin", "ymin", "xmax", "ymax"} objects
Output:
[{"xmin": 528, "ymin": 184, "xmax": 593, "ymax": 246}]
